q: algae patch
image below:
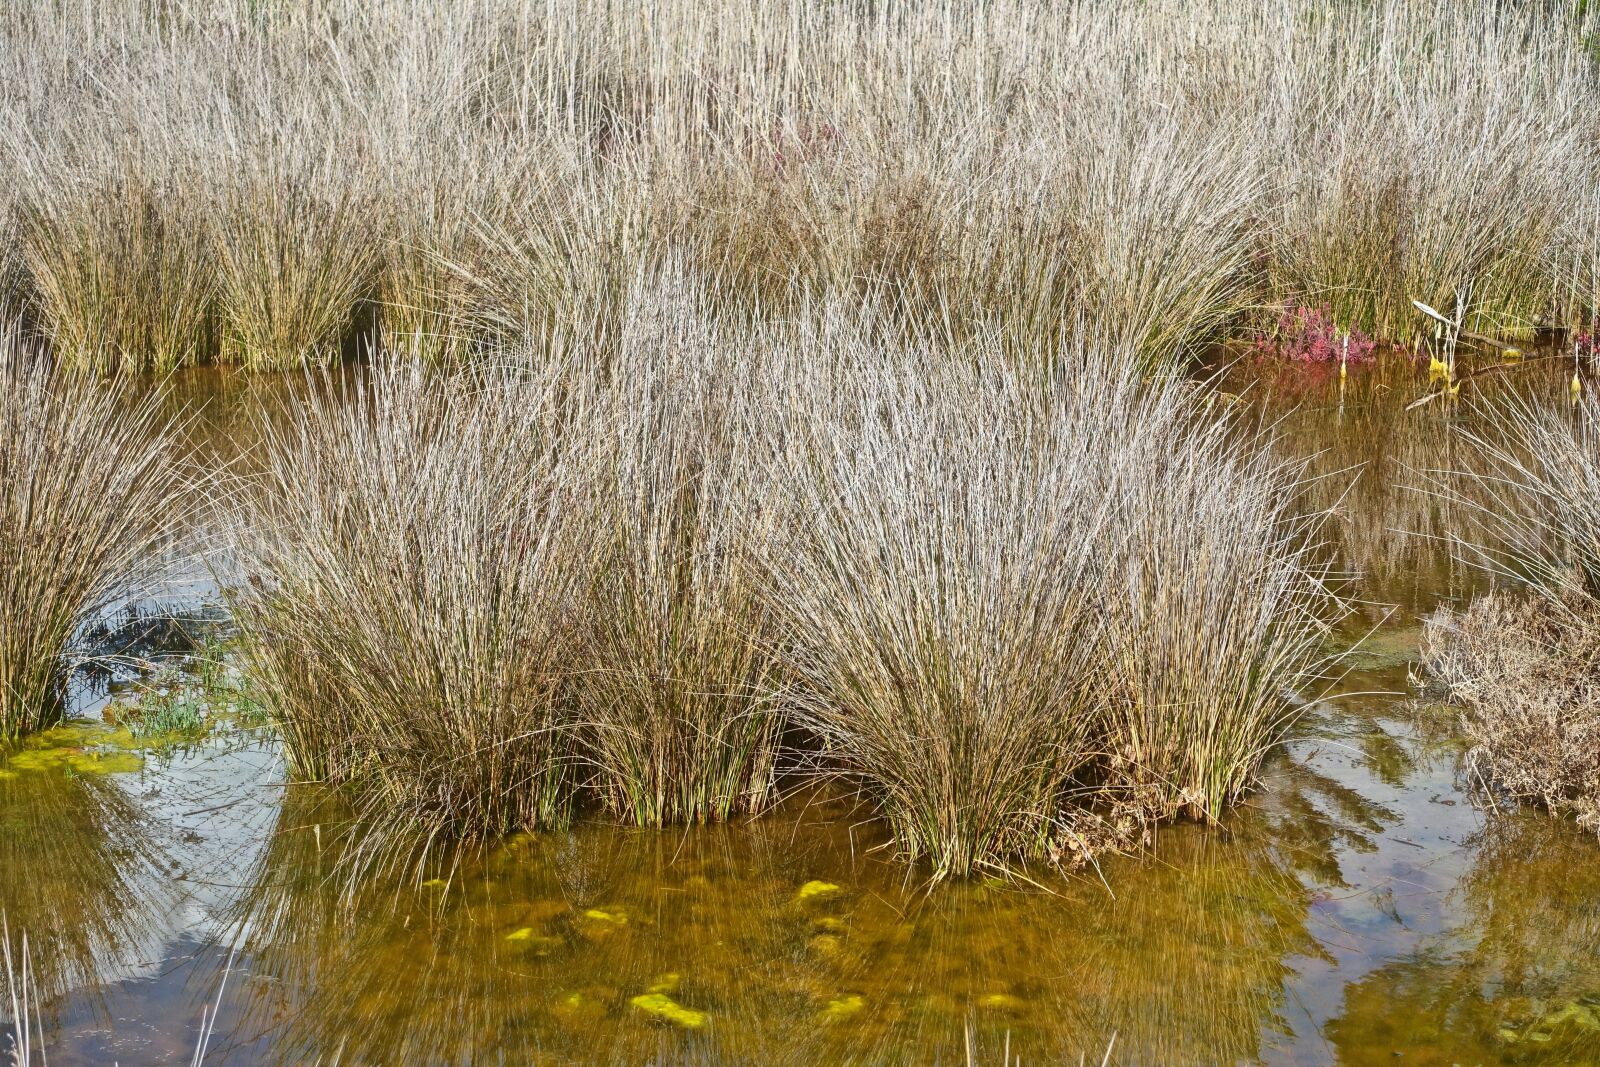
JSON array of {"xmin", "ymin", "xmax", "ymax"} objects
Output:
[
  {"xmin": 821, "ymin": 994, "xmax": 865, "ymax": 1022},
  {"xmin": 795, "ymin": 880, "xmax": 841, "ymax": 903},
  {"xmin": 630, "ymin": 992, "xmax": 708, "ymax": 1029},
  {"xmin": 1, "ymin": 721, "xmax": 145, "ymax": 777}
]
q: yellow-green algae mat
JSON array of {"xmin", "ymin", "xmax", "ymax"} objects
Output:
[
  {"xmin": 0, "ymin": 721, "xmax": 146, "ymax": 778},
  {"xmin": 630, "ymin": 973, "xmax": 708, "ymax": 1029}
]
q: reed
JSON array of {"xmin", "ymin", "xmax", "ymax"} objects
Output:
[
  {"xmin": 572, "ymin": 278, "xmax": 787, "ymax": 826},
  {"xmin": 219, "ymin": 361, "xmax": 602, "ymax": 840},
  {"xmin": 208, "ymin": 162, "xmax": 376, "ymax": 370},
  {"xmin": 0, "ymin": 338, "xmax": 184, "ymax": 739},
  {"xmin": 0, "ymin": 0, "xmax": 1594, "ymax": 368},
  {"xmin": 18, "ymin": 161, "xmax": 211, "ymax": 374},
  {"xmin": 1097, "ymin": 400, "xmax": 1332, "ymax": 823},
  {"xmin": 758, "ymin": 319, "xmax": 1331, "ymax": 877}
]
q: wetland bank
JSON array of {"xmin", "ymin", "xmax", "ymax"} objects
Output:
[{"xmin": 9, "ymin": 0, "xmax": 1600, "ymax": 1063}]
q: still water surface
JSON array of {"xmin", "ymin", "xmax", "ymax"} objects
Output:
[{"xmin": 4, "ymin": 359, "xmax": 1599, "ymax": 1065}]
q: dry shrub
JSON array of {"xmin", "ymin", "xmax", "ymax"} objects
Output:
[{"xmin": 1425, "ymin": 388, "xmax": 1600, "ymax": 830}]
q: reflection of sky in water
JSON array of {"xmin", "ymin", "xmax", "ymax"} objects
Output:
[{"xmin": 8, "ymin": 361, "xmax": 1600, "ymax": 1064}]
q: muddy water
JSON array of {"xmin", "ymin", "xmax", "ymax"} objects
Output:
[{"xmin": 6, "ymin": 358, "xmax": 1600, "ymax": 1065}]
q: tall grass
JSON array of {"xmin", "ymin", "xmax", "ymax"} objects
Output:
[
  {"xmin": 215, "ymin": 300, "xmax": 1332, "ymax": 874},
  {"xmin": 220, "ymin": 361, "xmax": 602, "ymax": 840},
  {"xmin": 758, "ymin": 321, "xmax": 1331, "ymax": 876},
  {"xmin": 0, "ymin": 337, "xmax": 184, "ymax": 739},
  {"xmin": 759, "ymin": 334, "xmax": 1115, "ymax": 877},
  {"xmin": 0, "ymin": 0, "xmax": 1596, "ymax": 368},
  {"xmin": 17, "ymin": 159, "xmax": 211, "ymax": 374},
  {"xmin": 573, "ymin": 278, "xmax": 787, "ymax": 826},
  {"xmin": 1441, "ymin": 391, "xmax": 1600, "ymax": 600},
  {"xmin": 208, "ymin": 162, "xmax": 376, "ymax": 370}
]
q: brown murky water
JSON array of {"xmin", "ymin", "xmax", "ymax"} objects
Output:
[{"xmin": 5, "ymin": 357, "xmax": 1600, "ymax": 1065}]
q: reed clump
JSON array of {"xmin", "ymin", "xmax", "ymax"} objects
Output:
[
  {"xmin": 758, "ymin": 317, "xmax": 1332, "ymax": 878},
  {"xmin": 0, "ymin": 337, "xmax": 185, "ymax": 739},
  {"xmin": 219, "ymin": 361, "xmax": 603, "ymax": 839},
  {"xmin": 216, "ymin": 302, "xmax": 1333, "ymax": 875},
  {"xmin": 1, "ymin": 0, "xmax": 1597, "ymax": 368},
  {"xmin": 572, "ymin": 279, "xmax": 787, "ymax": 827},
  {"xmin": 18, "ymin": 161, "xmax": 212, "ymax": 374},
  {"xmin": 208, "ymin": 161, "xmax": 377, "ymax": 370}
]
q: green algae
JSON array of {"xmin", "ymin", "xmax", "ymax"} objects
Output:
[
  {"xmin": 821, "ymin": 994, "xmax": 865, "ymax": 1022},
  {"xmin": 795, "ymin": 880, "xmax": 841, "ymax": 903},
  {"xmin": 978, "ymin": 993, "xmax": 1025, "ymax": 1011},
  {"xmin": 504, "ymin": 926, "xmax": 563, "ymax": 955},
  {"xmin": 630, "ymin": 991, "xmax": 708, "ymax": 1029},
  {"xmin": 1, "ymin": 721, "xmax": 146, "ymax": 777}
]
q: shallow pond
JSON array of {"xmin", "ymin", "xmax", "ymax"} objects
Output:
[{"xmin": 6, "ymin": 358, "xmax": 1600, "ymax": 1065}]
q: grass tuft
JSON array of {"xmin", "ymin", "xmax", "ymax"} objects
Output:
[{"xmin": 0, "ymin": 335, "xmax": 185, "ymax": 739}]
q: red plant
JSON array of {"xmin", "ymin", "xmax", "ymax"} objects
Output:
[{"xmin": 1253, "ymin": 306, "xmax": 1377, "ymax": 364}]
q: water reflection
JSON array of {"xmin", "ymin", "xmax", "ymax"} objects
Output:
[
  {"xmin": 0, "ymin": 732, "xmax": 169, "ymax": 1009},
  {"xmin": 1327, "ymin": 815, "xmax": 1600, "ymax": 1064}
]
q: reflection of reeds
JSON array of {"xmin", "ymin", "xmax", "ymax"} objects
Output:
[
  {"xmin": 0, "ymin": 766, "xmax": 167, "ymax": 1010},
  {"xmin": 0, "ymin": 339, "xmax": 185, "ymax": 738}
]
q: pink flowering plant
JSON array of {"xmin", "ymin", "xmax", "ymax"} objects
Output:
[{"xmin": 1254, "ymin": 305, "xmax": 1377, "ymax": 364}]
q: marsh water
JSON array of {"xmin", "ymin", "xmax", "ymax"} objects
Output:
[{"xmin": 6, "ymin": 358, "xmax": 1600, "ymax": 1065}]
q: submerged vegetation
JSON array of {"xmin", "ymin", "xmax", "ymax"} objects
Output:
[{"xmin": 0, "ymin": 0, "xmax": 1595, "ymax": 370}]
